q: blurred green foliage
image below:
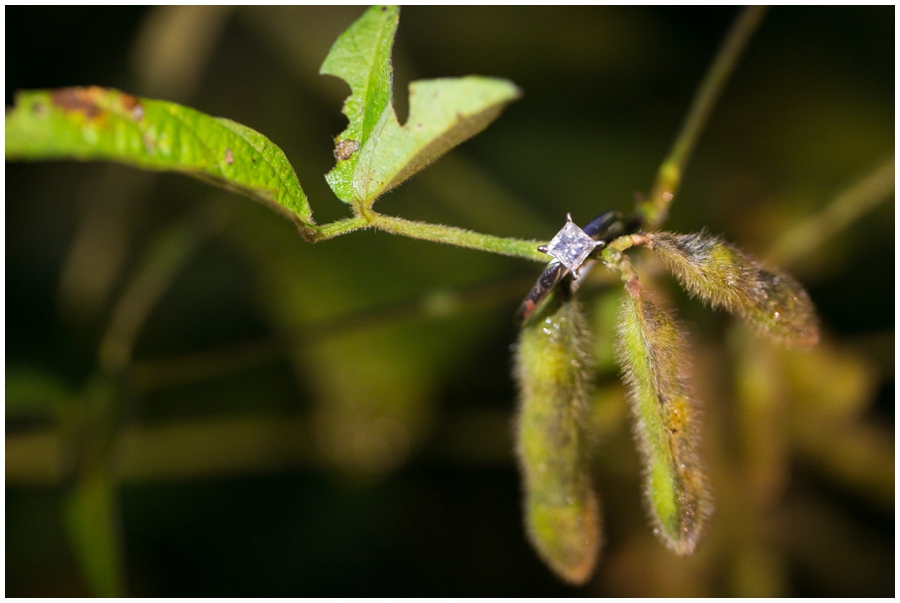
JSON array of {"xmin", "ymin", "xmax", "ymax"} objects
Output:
[{"xmin": 6, "ymin": 6, "xmax": 893, "ymax": 596}]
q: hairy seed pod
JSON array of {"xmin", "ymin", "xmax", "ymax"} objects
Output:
[
  {"xmin": 514, "ymin": 294, "xmax": 601, "ymax": 584},
  {"xmin": 616, "ymin": 278, "xmax": 712, "ymax": 555},
  {"xmin": 645, "ymin": 231, "xmax": 819, "ymax": 347}
]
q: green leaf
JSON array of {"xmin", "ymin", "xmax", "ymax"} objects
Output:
[
  {"xmin": 321, "ymin": 6, "xmax": 521, "ymax": 206},
  {"xmin": 64, "ymin": 468, "xmax": 125, "ymax": 597},
  {"xmin": 6, "ymin": 366, "xmax": 73, "ymax": 418},
  {"xmin": 320, "ymin": 5, "xmax": 398, "ymax": 203},
  {"xmin": 616, "ymin": 277, "xmax": 712, "ymax": 555},
  {"xmin": 60, "ymin": 375, "xmax": 126, "ymax": 596},
  {"xmin": 6, "ymin": 87, "xmax": 316, "ymax": 236},
  {"xmin": 645, "ymin": 231, "xmax": 819, "ymax": 347},
  {"xmin": 352, "ymin": 77, "xmax": 522, "ymax": 203},
  {"xmin": 514, "ymin": 294, "xmax": 601, "ymax": 584}
]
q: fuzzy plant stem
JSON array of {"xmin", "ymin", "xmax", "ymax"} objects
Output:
[{"xmin": 315, "ymin": 210, "xmax": 549, "ymax": 262}]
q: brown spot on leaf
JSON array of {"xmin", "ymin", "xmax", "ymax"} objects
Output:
[
  {"xmin": 333, "ymin": 138, "xmax": 360, "ymax": 161},
  {"xmin": 120, "ymin": 93, "xmax": 144, "ymax": 121},
  {"xmin": 224, "ymin": 148, "xmax": 234, "ymax": 165},
  {"xmin": 50, "ymin": 86, "xmax": 105, "ymax": 119}
]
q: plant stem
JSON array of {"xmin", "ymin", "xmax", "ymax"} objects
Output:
[
  {"xmin": 363, "ymin": 213, "xmax": 548, "ymax": 261},
  {"xmin": 6, "ymin": 409, "xmax": 521, "ymax": 484},
  {"xmin": 310, "ymin": 210, "xmax": 549, "ymax": 262},
  {"xmin": 130, "ymin": 276, "xmax": 535, "ymax": 391},
  {"xmin": 313, "ymin": 215, "xmax": 371, "ymax": 240},
  {"xmin": 638, "ymin": 6, "xmax": 768, "ymax": 230},
  {"xmin": 767, "ymin": 156, "xmax": 895, "ymax": 267},
  {"xmin": 98, "ymin": 203, "xmax": 231, "ymax": 374}
]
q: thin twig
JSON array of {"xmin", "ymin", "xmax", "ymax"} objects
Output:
[
  {"xmin": 131, "ymin": 275, "xmax": 536, "ymax": 390},
  {"xmin": 369, "ymin": 213, "xmax": 548, "ymax": 261},
  {"xmin": 98, "ymin": 202, "xmax": 233, "ymax": 374},
  {"xmin": 638, "ymin": 6, "xmax": 768, "ymax": 229},
  {"xmin": 767, "ymin": 157, "xmax": 895, "ymax": 268}
]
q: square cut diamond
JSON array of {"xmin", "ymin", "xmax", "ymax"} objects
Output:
[{"xmin": 545, "ymin": 219, "xmax": 598, "ymax": 272}]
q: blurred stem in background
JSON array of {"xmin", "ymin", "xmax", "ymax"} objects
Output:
[
  {"xmin": 11, "ymin": 8, "xmax": 236, "ymax": 596},
  {"xmin": 767, "ymin": 156, "xmax": 894, "ymax": 270},
  {"xmin": 56, "ymin": 7, "xmax": 234, "ymax": 330},
  {"xmin": 638, "ymin": 6, "xmax": 767, "ymax": 230}
]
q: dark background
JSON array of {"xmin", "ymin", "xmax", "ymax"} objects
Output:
[{"xmin": 6, "ymin": 6, "xmax": 894, "ymax": 596}]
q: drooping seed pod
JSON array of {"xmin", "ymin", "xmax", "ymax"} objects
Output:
[
  {"xmin": 514, "ymin": 293, "xmax": 601, "ymax": 584},
  {"xmin": 616, "ymin": 277, "xmax": 712, "ymax": 555},
  {"xmin": 644, "ymin": 231, "xmax": 819, "ymax": 348}
]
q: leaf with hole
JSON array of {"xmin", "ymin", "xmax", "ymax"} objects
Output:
[{"xmin": 321, "ymin": 6, "xmax": 521, "ymax": 206}]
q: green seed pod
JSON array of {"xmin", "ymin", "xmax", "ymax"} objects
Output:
[
  {"xmin": 514, "ymin": 293, "xmax": 601, "ymax": 584},
  {"xmin": 616, "ymin": 278, "xmax": 712, "ymax": 555},
  {"xmin": 645, "ymin": 231, "xmax": 819, "ymax": 347}
]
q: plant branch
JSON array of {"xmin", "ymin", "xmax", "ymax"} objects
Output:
[
  {"xmin": 311, "ymin": 215, "xmax": 371, "ymax": 240},
  {"xmin": 98, "ymin": 203, "xmax": 232, "ymax": 374},
  {"xmin": 767, "ymin": 156, "xmax": 895, "ymax": 268},
  {"xmin": 6, "ymin": 409, "xmax": 518, "ymax": 484},
  {"xmin": 307, "ymin": 206, "xmax": 549, "ymax": 262},
  {"xmin": 328, "ymin": 212, "xmax": 549, "ymax": 261},
  {"xmin": 130, "ymin": 275, "xmax": 535, "ymax": 391},
  {"xmin": 638, "ymin": 6, "xmax": 768, "ymax": 229}
]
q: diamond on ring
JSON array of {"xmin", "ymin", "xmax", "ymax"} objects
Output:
[{"xmin": 538, "ymin": 213, "xmax": 600, "ymax": 275}]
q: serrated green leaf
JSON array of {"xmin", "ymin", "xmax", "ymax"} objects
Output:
[
  {"xmin": 514, "ymin": 295, "xmax": 601, "ymax": 584},
  {"xmin": 352, "ymin": 77, "xmax": 521, "ymax": 203},
  {"xmin": 321, "ymin": 6, "xmax": 521, "ymax": 206},
  {"xmin": 6, "ymin": 87, "xmax": 315, "ymax": 234},
  {"xmin": 320, "ymin": 6, "xmax": 398, "ymax": 203}
]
